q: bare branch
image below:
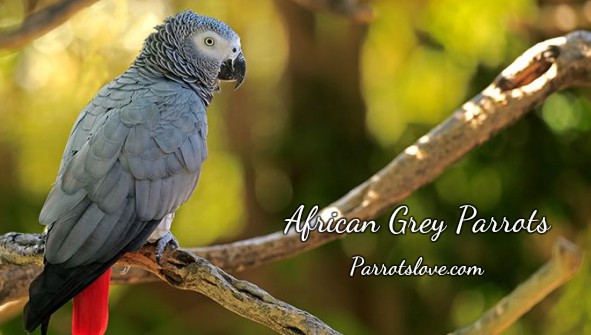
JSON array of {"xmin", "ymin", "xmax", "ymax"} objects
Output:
[
  {"xmin": 0, "ymin": 0, "xmax": 100, "ymax": 50},
  {"xmin": 188, "ymin": 30, "xmax": 591, "ymax": 270},
  {"xmin": 523, "ymin": 3, "xmax": 591, "ymax": 37},
  {"xmin": 285, "ymin": 0, "xmax": 374, "ymax": 22},
  {"xmin": 449, "ymin": 237, "xmax": 584, "ymax": 335},
  {"xmin": 0, "ymin": 234, "xmax": 340, "ymax": 334},
  {"xmin": 0, "ymin": 299, "xmax": 27, "ymax": 325},
  {"xmin": 2, "ymin": 30, "xmax": 591, "ymax": 333},
  {"xmin": 118, "ymin": 246, "xmax": 341, "ymax": 335}
]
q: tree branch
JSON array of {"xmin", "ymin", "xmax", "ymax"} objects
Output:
[
  {"xmin": 0, "ymin": 233, "xmax": 340, "ymax": 334},
  {"xmin": 185, "ymin": 30, "xmax": 591, "ymax": 277},
  {"xmin": 0, "ymin": 0, "xmax": 375, "ymax": 51},
  {"xmin": 449, "ymin": 237, "xmax": 584, "ymax": 335},
  {"xmin": 0, "ymin": 0, "xmax": 100, "ymax": 50},
  {"xmin": 119, "ymin": 246, "xmax": 341, "ymax": 335},
  {"xmin": 2, "ymin": 30, "xmax": 591, "ymax": 333}
]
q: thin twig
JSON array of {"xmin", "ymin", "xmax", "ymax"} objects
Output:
[
  {"xmin": 0, "ymin": 0, "xmax": 374, "ymax": 51},
  {"xmin": 449, "ymin": 237, "xmax": 583, "ymax": 335},
  {"xmin": 0, "ymin": 0, "xmax": 100, "ymax": 50}
]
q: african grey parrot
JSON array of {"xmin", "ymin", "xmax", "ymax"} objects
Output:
[{"xmin": 23, "ymin": 10, "xmax": 245, "ymax": 335}]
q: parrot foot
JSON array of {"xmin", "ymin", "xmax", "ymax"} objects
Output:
[{"xmin": 155, "ymin": 232, "xmax": 179, "ymax": 263}]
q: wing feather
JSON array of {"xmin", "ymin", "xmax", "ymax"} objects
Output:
[
  {"xmin": 135, "ymin": 179, "xmax": 150, "ymax": 220},
  {"xmin": 95, "ymin": 168, "xmax": 133, "ymax": 214},
  {"xmin": 156, "ymin": 176, "xmax": 174, "ymax": 218},
  {"xmin": 146, "ymin": 178, "xmax": 162, "ymax": 219},
  {"xmin": 46, "ymin": 203, "xmax": 105, "ymax": 264},
  {"xmin": 42, "ymin": 70, "xmax": 208, "ymax": 269},
  {"xmin": 39, "ymin": 182, "xmax": 86, "ymax": 225},
  {"xmin": 124, "ymin": 126, "xmax": 151, "ymax": 156}
]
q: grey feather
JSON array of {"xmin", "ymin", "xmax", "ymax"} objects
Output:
[
  {"xmin": 148, "ymin": 156, "xmax": 168, "ymax": 179},
  {"xmin": 89, "ymin": 126, "xmax": 124, "ymax": 160},
  {"xmin": 84, "ymin": 145, "xmax": 119, "ymax": 180},
  {"xmin": 88, "ymin": 162, "xmax": 123, "ymax": 203},
  {"xmin": 63, "ymin": 209, "xmax": 121, "ymax": 267},
  {"xmin": 119, "ymin": 107, "xmax": 144, "ymax": 126},
  {"xmin": 135, "ymin": 179, "xmax": 151, "ymax": 220},
  {"xmin": 38, "ymin": 12, "xmax": 220, "ymax": 267},
  {"xmin": 93, "ymin": 197, "xmax": 137, "ymax": 262},
  {"xmin": 61, "ymin": 145, "xmax": 91, "ymax": 193},
  {"xmin": 45, "ymin": 203, "xmax": 105, "ymax": 264},
  {"xmin": 47, "ymin": 79, "xmax": 207, "ymax": 256},
  {"xmin": 168, "ymin": 173, "xmax": 186, "ymax": 212},
  {"xmin": 146, "ymin": 178, "xmax": 162, "ymax": 219},
  {"xmin": 115, "ymin": 75, "xmax": 139, "ymax": 85},
  {"xmin": 95, "ymin": 168, "xmax": 133, "ymax": 214},
  {"xmin": 156, "ymin": 176, "xmax": 174, "ymax": 218},
  {"xmin": 180, "ymin": 132, "xmax": 206, "ymax": 172},
  {"xmin": 155, "ymin": 124, "xmax": 185, "ymax": 153},
  {"xmin": 25, "ymin": 10, "xmax": 244, "ymax": 333},
  {"xmin": 38, "ymin": 183, "xmax": 86, "ymax": 225},
  {"xmin": 124, "ymin": 126, "xmax": 151, "ymax": 156},
  {"xmin": 166, "ymin": 152, "xmax": 185, "ymax": 174},
  {"xmin": 101, "ymin": 112, "xmax": 130, "ymax": 143},
  {"xmin": 121, "ymin": 155, "xmax": 151, "ymax": 179}
]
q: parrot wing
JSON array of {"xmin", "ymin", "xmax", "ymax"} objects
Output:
[
  {"xmin": 40, "ymin": 71, "xmax": 207, "ymax": 268},
  {"xmin": 23, "ymin": 71, "xmax": 207, "ymax": 332}
]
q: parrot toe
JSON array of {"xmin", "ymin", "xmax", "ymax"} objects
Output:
[{"xmin": 154, "ymin": 231, "xmax": 179, "ymax": 263}]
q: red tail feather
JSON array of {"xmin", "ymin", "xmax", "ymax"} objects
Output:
[{"xmin": 72, "ymin": 267, "xmax": 111, "ymax": 335}]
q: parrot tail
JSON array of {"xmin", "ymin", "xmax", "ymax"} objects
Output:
[
  {"xmin": 23, "ymin": 219, "xmax": 160, "ymax": 334},
  {"xmin": 23, "ymin": 262, "xmax": 113, "ymax": 335},
  {"xmin": 72, "ymin": 267, "xmax": 112, "ymax": 335}
]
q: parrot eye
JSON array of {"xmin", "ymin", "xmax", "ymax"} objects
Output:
[{"xmin": 204, "ymin": 37, "xmax": 215, "ymax": 46}]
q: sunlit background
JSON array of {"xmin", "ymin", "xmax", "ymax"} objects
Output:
[{"xmin": 2, "ymin": 0, "xmax": 591, "ymax": 333}]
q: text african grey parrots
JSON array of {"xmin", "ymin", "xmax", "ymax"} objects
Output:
[{"xmin": 22, "ymin": 10, "xmax": 246, "ymax": 335}]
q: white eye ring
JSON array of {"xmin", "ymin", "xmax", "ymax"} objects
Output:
[{"xmin": 204, "ymin": 37, "xmax": 215, "ymax": 46}]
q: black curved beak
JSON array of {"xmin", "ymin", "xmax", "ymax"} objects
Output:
[{"xmin": 218, "ymin": 52, "xmax": 246, "ymax": 90}]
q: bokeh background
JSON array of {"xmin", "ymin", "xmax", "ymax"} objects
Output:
[{"xmin": 1, "ymin": 0, "xmax": 591, "ymax": 334}]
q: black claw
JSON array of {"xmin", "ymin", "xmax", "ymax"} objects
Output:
[{"xmin": 155, "ymin": 232, "xmax": 179, "ymax": 264}]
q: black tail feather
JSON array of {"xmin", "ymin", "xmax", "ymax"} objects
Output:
[
  {"xmin": 40, "ymin": 318, "xmax": 49, "ymax": 335},
  {"xmin": 23, "ymin": 219, "xmax": 159, "ymax": 333},
  {"xmin": 24, "ymin": 258, "xmax": 115, "ymax": 332}
]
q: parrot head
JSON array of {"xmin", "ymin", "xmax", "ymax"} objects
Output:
[{"xmin": 138, "ymin": 10, "xmax": 246, "ymax": 91}]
